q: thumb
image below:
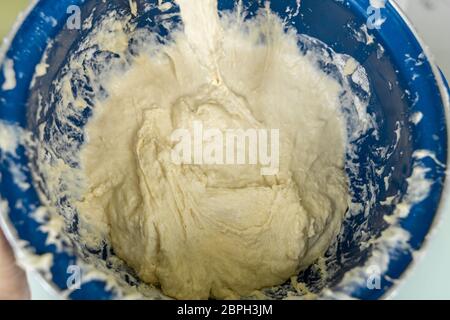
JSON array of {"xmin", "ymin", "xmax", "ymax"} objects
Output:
[{"xmin": 0, "ymin": 228, "xmax": 30, "ymax": 300}]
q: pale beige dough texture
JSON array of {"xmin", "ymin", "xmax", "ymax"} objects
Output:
[{"xmin": 76, "ymin": 0, "xmax": 348, "ymax": 299}]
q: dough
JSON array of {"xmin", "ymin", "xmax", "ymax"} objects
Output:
[{"xmin": 77, "ymin": 0, "xmax": 348, "ymax": 299}]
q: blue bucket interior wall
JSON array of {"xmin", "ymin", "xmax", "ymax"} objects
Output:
[{"xmin": 0, "ymin": 0, "xmax": 448, "ymax": 300}]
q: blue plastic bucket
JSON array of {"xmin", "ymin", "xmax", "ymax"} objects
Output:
[{"xmin": 0, "ymin": 0, "xmax": 449, "ymax": 299}]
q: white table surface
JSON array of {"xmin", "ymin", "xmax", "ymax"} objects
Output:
[{"xmin": 20, "ymin": 0, "xmax": 450, "ymax": 300}]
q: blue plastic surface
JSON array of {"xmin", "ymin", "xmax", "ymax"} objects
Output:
[{"xmin": 0, "ymin": 0, "xmax": 448, "ymax": 299}]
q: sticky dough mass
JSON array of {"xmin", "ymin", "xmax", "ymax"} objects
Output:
[{"xmin": 77, "ymin": 1, "xmax": 348, "ymax": 299}]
